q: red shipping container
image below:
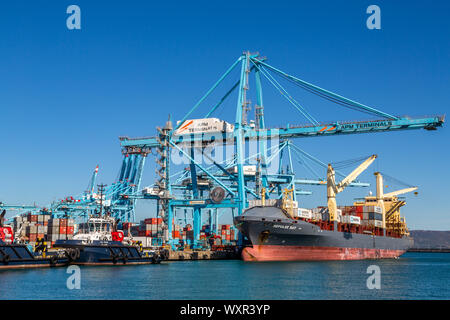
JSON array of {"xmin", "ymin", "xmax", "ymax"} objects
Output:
[
  {"xmin": 59, "ymin": 227, "xmax": 67, "ymax": 234},
  {"xmin": 172, "ymin": 231, "xmax": 180, "ymax": 238},
  {"xmin": 144, "ymin": 218, "xmax": 152, "ymax": 224},
  {"xmin": 356, "ymin": 206, "xmax": 363, "ymax": 213},
  {"xmin": 157, "ymin": 218, "xmax": 163, "ymax": 224},
  {"xmin": 67, "ymin": 226, "xmax": 74, "ymax": 234}
]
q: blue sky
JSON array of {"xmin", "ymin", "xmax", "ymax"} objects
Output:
[{"xmin": 0, "ymin": 1, "xmax": 448, "ymax": 229}]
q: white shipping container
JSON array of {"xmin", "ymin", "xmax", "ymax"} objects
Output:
[
  {"xmin": 350, "ymin": 216, "xmax": 361, "ymax": 224},
  {"xmin": 298, "ymin": 208, "xmax": 312, "ymax": 219},
  {"xmin": 175, "ymin": 118, "xmax": 234, "ymax": 135},
  {"xmin": 229, "ymin": 165, "xmax": 257, "ymax": 176}
]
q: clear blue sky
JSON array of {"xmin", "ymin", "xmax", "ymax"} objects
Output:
[{"xmin": 0, "ymin": 1, "xmax": 448, "ymax": 229}]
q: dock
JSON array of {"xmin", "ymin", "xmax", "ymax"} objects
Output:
[{"xmin": 167, "ymin": 247, "xmax": 240, "ymax": 261}]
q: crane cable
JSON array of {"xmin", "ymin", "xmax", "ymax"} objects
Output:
[{"xmin": 251, "ymin": 57, "xmax": 397, "ymax": 120}]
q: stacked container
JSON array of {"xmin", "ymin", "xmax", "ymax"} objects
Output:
[
  {"xmin": 47, "ymin": 218, "xmax": 75, "ymax": 243},
  {"xmin": 360, "ymin": 205, "xmax": 383, "ymax": 227},
  {"xmin": 138, "ymin": 218, "xmax": 164, "ymax": 237},
  {"xmin": 219, "ymin": 224, "xmax": 235, "ymax": 244},
  {"xmin": 13, "ymin": 213, "xmax": 51, "ymax": 244}
]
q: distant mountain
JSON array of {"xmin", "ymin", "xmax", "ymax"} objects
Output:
[{"xmin": 410, "ymin": 230, "xmax": 450, "ymax": 249}]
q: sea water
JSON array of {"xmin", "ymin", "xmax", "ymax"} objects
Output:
[{"xmin": 0, "ymin": 252, "xmax": 449, "ymax": 300}]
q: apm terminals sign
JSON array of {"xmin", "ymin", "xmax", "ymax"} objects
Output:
[{"xmin": 340, "ymin": 120, "xmax": 393, "ymax": 130}]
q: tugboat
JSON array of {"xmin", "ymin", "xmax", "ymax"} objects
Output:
[
  {"xmin": 54, "ymin": 214, "xmax": 167, "ymax": 266},
  {"xmin": 0, "ymin": 210, "xmax": 69, "ymax": 270}
]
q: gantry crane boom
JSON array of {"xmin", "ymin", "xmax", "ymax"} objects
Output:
[{"xmin": 119, "ymin": 115, "xmax": 445, "ymax": 149}]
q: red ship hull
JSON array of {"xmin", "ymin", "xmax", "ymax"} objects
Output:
[{"xmin": 242, "ymin": 245, "xmax": 406, "ymax": 261}]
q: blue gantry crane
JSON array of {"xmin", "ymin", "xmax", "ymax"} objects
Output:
[
  {"xmin": 118, "ymin": 51, "xmax": 444, "ymax": 248},
  {"xmin": 0, "ymin": 52, "xmax": 444, "ymax": 248}
]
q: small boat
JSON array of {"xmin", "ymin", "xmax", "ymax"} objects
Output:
[
  {"xmin": 54, "ymin": 215, "xmax": 167, "ymax": 266},
  {"xmin": 0, "ymin": 210, "xmax": 69, "ymax": 270}
]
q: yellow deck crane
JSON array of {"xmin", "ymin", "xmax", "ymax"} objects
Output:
[
  {"xmin": 327, "ymin": 155, "xmax": 378, "ymax": 222},
  {"xmin": 373, "ymin": 172, "xmax": 417, "ymax": 235}
]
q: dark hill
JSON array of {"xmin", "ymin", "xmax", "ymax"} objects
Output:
[{"xmin": 410, "ymin": 230, "xmax": 450, "ymax": 249}]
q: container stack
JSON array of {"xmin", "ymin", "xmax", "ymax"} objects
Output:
[
  {"xmin": 171, "ymin": 224, "xmax": 194, "ymax": 242},
  {"xmin": 138, "ymin": 218, "xmax": 164, "ymax": 237},
  {"xmin": 47, "ymin": 218, "xmax": 75, "ymax": 243},
  {"xmin": 199, "ymin": 225, "xmax": 210, "ymax": 240},
  {"xmin": 12, "ymin": 213, "xmax": 51, "ymax": 244},
  {"xmin": 361, "ymin": 205, "xmax": 383, "ymax": 227},
  {"xmin": 339, "ymin": 206, "xmax": 363, "ymax": 225},
  {"xmin": 172, "ymin": 224, "xmax": 183, "ymax": 239},
  {"xmin": 219, "ymin": 224, "xmax": 235, "ymax": 244}
]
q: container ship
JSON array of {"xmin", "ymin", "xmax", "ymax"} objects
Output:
[{"xmin": 234, "ymin": 156, "xmax": 416, "ymax": 261}]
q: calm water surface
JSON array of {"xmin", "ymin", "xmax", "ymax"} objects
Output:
[{"xmin": 0, "ymin": 252, "xmax": 449, "ymax": 299}]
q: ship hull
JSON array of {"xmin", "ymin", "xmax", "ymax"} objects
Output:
[
  {"xmin": 235, "ymin": 206, "xmax": 413, "ymax": 262},
  {"xmin": 54, "ymin": 240, "xmax": 163, "ymax": 265},
  {"xmin": 242, "ymin": 245, "xmax": 406, "ymax": 261},
  {"xmin": 1, "ymin": 242, "xmax": 68, "ymax": 270}
]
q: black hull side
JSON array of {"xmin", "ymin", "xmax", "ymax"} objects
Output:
[
  {"xmin": 54, "ymin": 240, "xmax": 161, "ymax": 265},
  {"xmin": 234, "ymin": 206, "xmax": 413, "ymax": 261},
  {"xmin": 0, "ymin": 243, "xmax": 68, "ymax": 270}
]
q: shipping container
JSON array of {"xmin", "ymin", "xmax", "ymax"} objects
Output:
[{"xmin": 298, "ymin": 208, "xmax": 312, "ymax": 219}]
